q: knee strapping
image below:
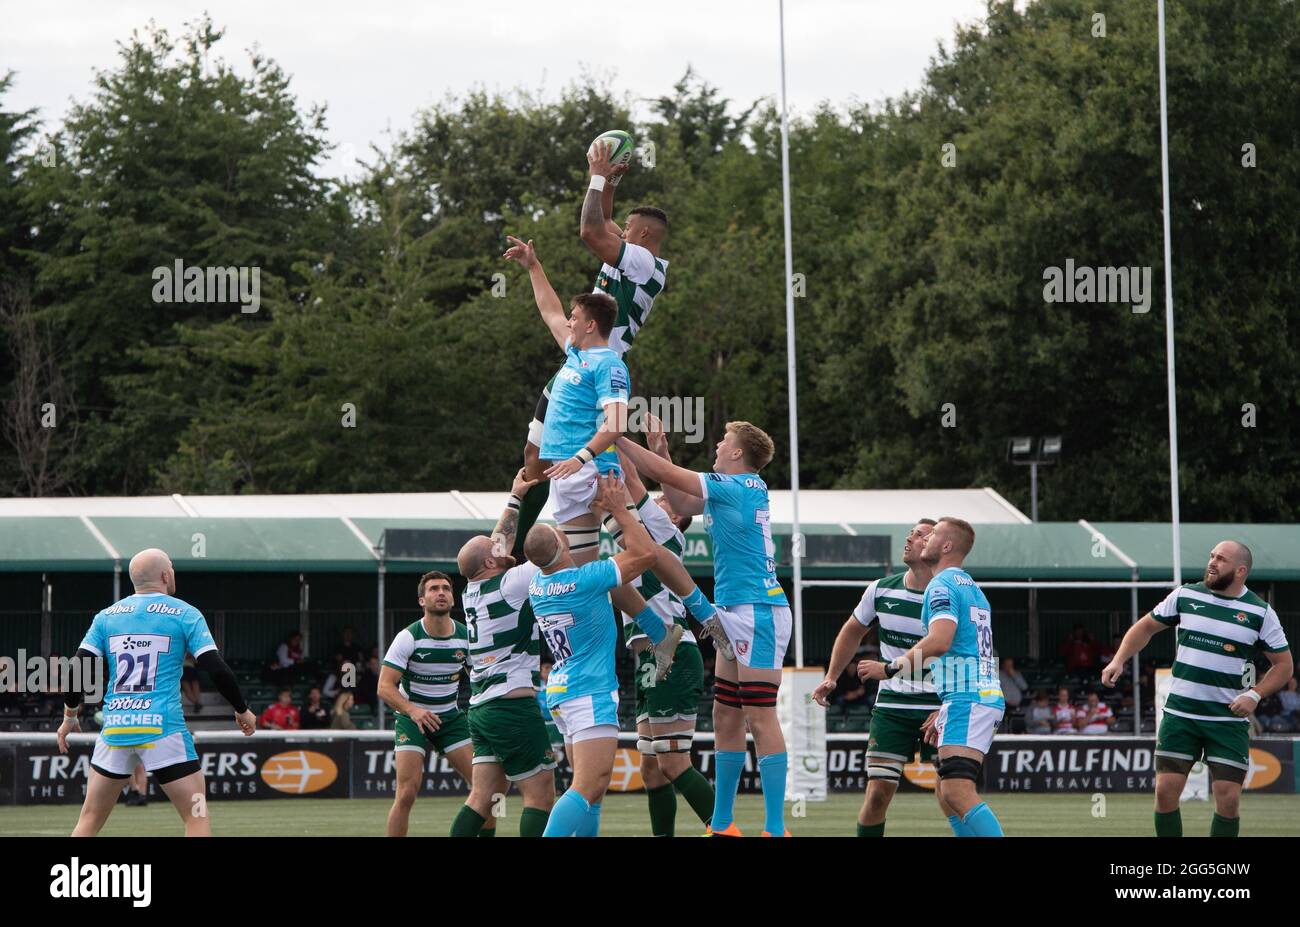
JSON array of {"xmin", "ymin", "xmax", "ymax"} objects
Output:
[
  {"xmin": 653, "ymin": 732, "xmax": 694, "ymax": 754},
  {"xmin": 636, "ymin": 736, "xmax": 656, "ymax": 756},
  {"xmin": 938, "ymin": 756, "xmax": 982, "ymax": 782},
  {"xmin": 561, "ymin": 526, "xmax": 599, "ymax": 553},
  {"xmin": 866, "ymin": 757, "xmax": 904, "ymax": 782}
]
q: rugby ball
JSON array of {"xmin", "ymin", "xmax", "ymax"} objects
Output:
[{"xmin": 589, "ymin": 129, "xmax": 634, "ymax": 168}]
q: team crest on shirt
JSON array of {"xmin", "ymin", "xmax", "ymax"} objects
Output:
[
  {"xmin": 736, "ymin": 640, "xmax": 750, "ymax": 656},
  {"xmin": 455, "ymin": 650, "xmax": 465, "ymax": 661},
  {"xmin": 1234, "ymin": 612, "xmax": 1248, "ymax": 623},
  {"xmin": 1224, "ymin": 643, "xmax": 1237, "ymax": 653},
  {"xmin": 397, "ymin": 733, "xmax": 409, "ymax": 744}
]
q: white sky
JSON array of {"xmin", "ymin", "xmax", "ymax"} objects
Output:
[{"xmin": 1, "ymin": 0, "xmax": 992, "ymax": 178}]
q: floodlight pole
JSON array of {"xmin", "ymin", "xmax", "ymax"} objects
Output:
[
  {"xmin": 1157, "ymin": 0, "xmax": 1182, "ymax": 587},
  {"xmin": 376, "ymin": 556, "xmax": 386, "ymax": 730},
  {"xmin": 778, "ymin": 0, "xmax": 805, "ymax": 667}
]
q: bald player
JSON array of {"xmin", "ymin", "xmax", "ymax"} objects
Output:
[
  {"xmin": 450, "ymin": 468, "xmax": 559, "ymax": 838},
  {"xmin": 57, "ymin": 548, "xmax": 256, "ymax": 836},
  {"xmin": 1102, "ymin": 540, "xmax": 1293, "ymax": 837}
]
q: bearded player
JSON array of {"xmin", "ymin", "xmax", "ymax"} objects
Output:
[{"xmin": 1102, "ymin": 541, "xmax": 1292, "ymax": 837}]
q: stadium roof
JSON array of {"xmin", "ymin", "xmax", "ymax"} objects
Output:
[{"xmin": 0, "ymin": 492, "xmax": 1296, "ymax": 580}]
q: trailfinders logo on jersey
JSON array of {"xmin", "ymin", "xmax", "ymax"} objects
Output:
[
  {"xmin": 0, "ymin": 651, "xmax": 104, "ymax": 702},
  {"xmin": 151, "ymin": 259, "xmax": 260, "ymax": 314},
  {"xmin": 50, "ymin": 858, "xmax": 152, "ymax": 907}
]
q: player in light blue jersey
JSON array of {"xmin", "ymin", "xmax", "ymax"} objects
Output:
[
  {"xmin": 861, "ymin": 517, "xmax": 1005, "ymax": 837},
  {"xmin": 56, "ymin": 548, "xmax": 255, "ymax": 836},
  {"xmin": 617, "ymin": 421, "xmax": 792, "ymax": 837},
  {"xmin": 523, "ymin": 473, "xmax": 658, "ymax": 836}
]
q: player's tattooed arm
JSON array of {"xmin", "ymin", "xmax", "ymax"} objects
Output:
[
  {"xmin": 580, "ymin": 141, "xmax": 624, "ymax": 265},
  {"xmin": 491, "ymin": 469, "xmax": 539, "ymax": 556}
]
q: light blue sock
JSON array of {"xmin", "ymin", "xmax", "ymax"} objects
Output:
[
  {"xmin": 962, "ymin": 802, "xmax": 1004, "ymax": 837},
  {"xmin": 682, "ymin": 587, "xmax": 716, "ymax": 621},
  {"xmin": 634, "ymin": 606, "xmax": 667, "ymax": 645},
  {"xmin": 543, "ymin": 788, "xmax": 590, "ymax": 837},
  {"xmin": 575, "ymin": 802, "xmax": 602, "ymax": 837},
  {"xmin": 757, "ymin": 752, "xmax": 788, "ymax": 835},
  {"xmin": 947, "ymin": 814, "xmax": 972, "ymax": 837},
  {"xmin": 711, "ymin": 750, "xmax": 746, "ymax": 830}
]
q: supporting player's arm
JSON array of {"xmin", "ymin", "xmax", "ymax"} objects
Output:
[
  {"xmin": 194, "ymin": 650, "xmax": 256, "ymax": 734},
  {"xmin": 640, "ymin": 413, "xmax": 702, "ymax": 517},
  {"xmin": 594, "ymin": 474, "xmax": 656, "ymax": 583},
  {"xmin": 544, "ymin": 400, "xmax": 628, "ymax": 480},
  {"xmin": 492, "ymin": 467, "xmax": 541, "ymax": 557},
  {"xmin": 1232, "ymin": 648, "xmax": 1295, "ymax": 717},
  {"xmin": 861, "ymin": 619, "xmax": 957, "ymax": 682},
  {"xmin": 503, "ymin": 236, "xmax": 569, "ymax": 349},
  {"xmin": 614, "ymin": 437, "xmax": 705, "ymax": 515},
  {"xmin": 1100, "ymin": 614, "xmax": 1169, "ymax": 687},
  {"xmin": 812, "ymin": 617, "xmax": 873, "ymax": 706},
  {"xmin": 615, "ymin": 445, "xmax": 648, "ymax": 502},
  {"xmin": 579, "ymin": 141, "xmax": 624, "ymax": 266},
  {"xmin": 55, "ymin": 647, "xmax": 100, "ymax": 753},
  {"xmin": 377, "ymin": 664, "xmax": 441, "ymax": 734}
]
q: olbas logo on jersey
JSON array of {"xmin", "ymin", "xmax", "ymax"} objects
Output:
[
  {"xmin": 607, "ymin": 748, "xmax": 644, "ymax": 792},
  {"xmin": 260, "ymin": 749, "xmax": 339, "ymax": 795}
]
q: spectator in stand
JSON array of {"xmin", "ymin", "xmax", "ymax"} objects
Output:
[
  {"xmin": 181, "ymin": 653, "xmax": 202, "ymax": 712},
  {"xmin": 1098, "ymin": 634, "xmax": 1121, "ymax": 667},
  {"xmin": 831, "ymin": 665, "xmax": 867, "ymax": 713},
  {"xmin": 1074, "ymin": 690, "xmax": 1115, "ymax": 733},
  {"xmin": 1262, "ymin": 677, "xmax": 1300, "ymax": 733},
  {"xmin": 271, "ymin": 630, "xmax": 306, "ymax": 686},
  {"xmin": 300, "ymin": 686, "xmax": 329, "ymax": 729},
  {"xmin": 1051, "ymin": 686, "xmax": 1077, "ymax": 734},
  {"xmin": 336, "ymin": 626, "xmax": 364, "ymax": 668},
  {"xmin": 1059, "ymin": 625, "xmax": 1097, "ymax": 675},
  {"xmin": 355, "ymin": 655, "xmax": 381, "ymax": 711},
  {"xmin": 1025, "ymin": 690, "xmax": 1053, "ymax": 734},
  {"xmin": 999, "ymin": 657, "xmax": 1028, "ymax": 708},
  {"xmin": 259, "ymin": 688, "xmax": 301, "ymax": 730},
  {"xmin": 331, "ymin": 691, "xmax": 356, "ymax": 729}
]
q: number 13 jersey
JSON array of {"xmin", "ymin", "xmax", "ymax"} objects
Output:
[
  {"xmin": 528, "ymin": 558, "xmax": 624, "ymax": 710},
  {"xmin": 78, "ymin": 593, "xmax": 217, "ymax": 746}
]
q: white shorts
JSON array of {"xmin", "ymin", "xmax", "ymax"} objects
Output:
[
  {"xmin": 548, "ymin": 461, "xmax": 601, "ymax": 524},
  {"xmin": 91, "ymin": 731, "xmax": 197, "ymax": 778},
  {"xmin": 715, "ymin": 603, "xmax": 792, "ymax": 669},
  {"xmin": 550, "ymin": 691, "xmax": 620, "ymax": 744},
  {"xmin": 936, "ymin": 700, "xmax": 1003, "ymax": 755}
]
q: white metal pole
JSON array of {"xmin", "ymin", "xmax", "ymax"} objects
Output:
[
  {"xmin": 1157, "ymin": 0, "xmax": 1182, "ymax": 587},
  {"xmin": 778, "ymin": 0, "xmax": 804, "ymax": 667}
]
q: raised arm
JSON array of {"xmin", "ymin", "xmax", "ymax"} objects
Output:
[
  {"xmin": 615, "ymin": 436, "xmax": 704, "ymax": 512},
  {"xmin": 640, "ymin": 413, "xmax": 699, "ymax": 515},
  {"xmin": 579, "ymin": 142, "xmax": 624, "ymax": 266},
  {"xmin": 503, "ymin": 236, "xmax": 568, "ymax": 349},
  {"xmin": 491, "ymin": 468, "xmax": 541, "ymax": 557}
]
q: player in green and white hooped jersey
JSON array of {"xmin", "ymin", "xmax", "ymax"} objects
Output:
[
  {"xmin": 610, "ymin": 448, "xmax": 716, "ymax": 836},
  {"xmin": 504, "ymin": 136, "xmax": 668, "ymax": 563},
  {"xmin": 1102, "ymin": 541, "xmax": 1293, "ymax": 838},
  {"xmin": 812, "ymin": 520, "xmax": 964, "ymax": 836},
  {"xmin": 448, "ymin": 468, "xmax": 559, "ymax": 838},
  {"xmin": 379, "ymin": 571, "xmax": 487, "ymax": 837}
]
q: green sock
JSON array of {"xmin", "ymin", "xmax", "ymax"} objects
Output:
[
  {"xmin": 1154, "ymin": 808, "xmax": 1182, "ymax": 837},
  {"xmin": 477, "ymin": 825, "xmax": 496, "ymax": 837},
  {"xmin": 671, "ymin": 766, "xmax": 715, "ymax": 827},
  {"xmin": 520, "ymin": 806, "xmax": 549, "ymax": 838},
  {"xmin": 647, "ymin": 783, "xmax": 677, "ymax": 836},
  {"xmin": 512, "ymin": 480, "xmax": 551, "ymax": 561},
  {"xmin": 1210, "ymin": 813, "xmax": 1240, "ymax": 838},
  {"xmin": 450, "ymin": 804, "xmax": 486, "ymax": 837},
  {"xmin": 858, "ymin": 821, "xmax": 886, "ymax": 837}
]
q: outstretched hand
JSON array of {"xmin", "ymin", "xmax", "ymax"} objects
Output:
[{"xmin": 502, "ymin": 235, "xmax": 537, "ymax": 269}]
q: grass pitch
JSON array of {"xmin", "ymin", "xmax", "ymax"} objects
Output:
[{"xmin": 3, "ymin": 792, "xmax": 1297, "ymax": 837}]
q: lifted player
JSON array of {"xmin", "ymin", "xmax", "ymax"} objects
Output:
[{"xmin": 1102, "ymin": 541, "xmax": 1292, "ymax": 837}]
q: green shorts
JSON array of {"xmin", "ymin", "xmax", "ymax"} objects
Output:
[
  {"xmin": 635, "ymin": 642, "xmax": 704, "ymax": 724},
  {"xmin": 866, "ymin": 705, "xmax": 938, "ymax": 764},
  {"xmin": 394, "ymin": 709, "xmax": 472, "ymax": 756},
  {"xmin": 469, "ymin": 697, "xmax": 559, "ymax": 781},
  {"xmin": 1156, "ymin": 711, "xmax": 1250, "ymax": 782}
]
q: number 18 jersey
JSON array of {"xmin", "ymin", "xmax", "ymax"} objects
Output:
[
  {"xmin": 528, "ymin": 559, "xmax": 624, "ymax": 709},
  {"xmin": 78, "ymin": 593, "xmax": 217, "ymax": 746},
  {"xmin": 921, "ymin": 567, "xmax": 1003, "ymax": 708}
]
